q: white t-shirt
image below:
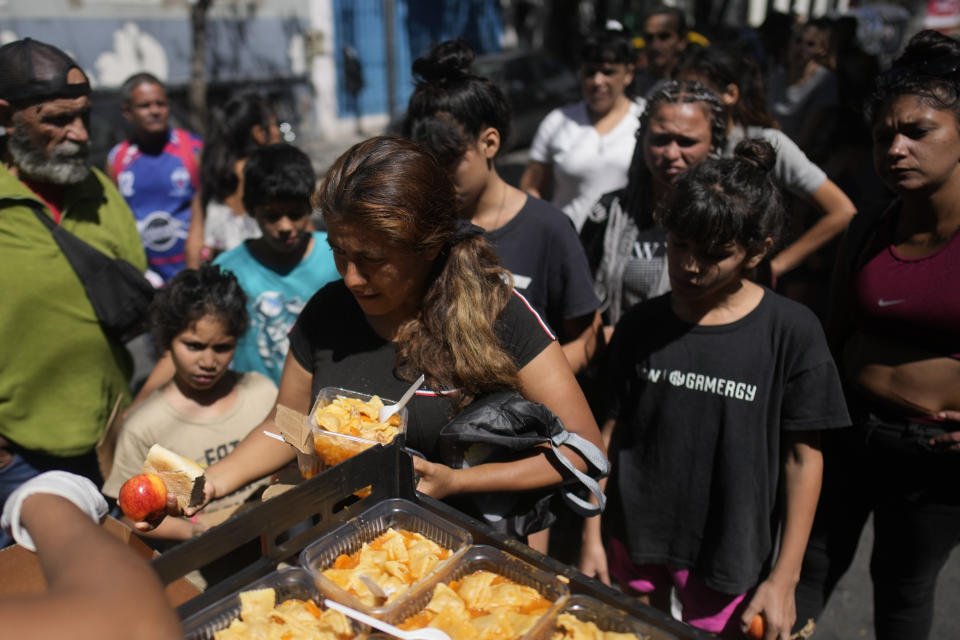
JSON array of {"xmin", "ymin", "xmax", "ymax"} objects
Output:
[
  {"xmin": 529, "ymin": 99, "xmax": 645, "ymax": 232},
  {"xmin": 204, "ymin": 200, "xmax": 261, "ymax": 253}
]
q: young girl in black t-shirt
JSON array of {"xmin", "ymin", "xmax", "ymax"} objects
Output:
[
  {"xmin": 580, "ymin": 139, "xmax": 848, "ymax": 638},
  {"xmin": 403, "ymin": 39, "xmax": 601, "ymax": 376}
]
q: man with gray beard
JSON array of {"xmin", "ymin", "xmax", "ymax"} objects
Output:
[{"xmin": 0, "ymin": 38, "xmax": 145, "ymax": 546}]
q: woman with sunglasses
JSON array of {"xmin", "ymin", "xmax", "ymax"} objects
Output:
[
  {"xmin": 520, "ymin": 25, "xmax": 641, "ymax": 232},
  {"xmin": 794, "ymin": 30, "xmax": 960, "ymax": 640}
]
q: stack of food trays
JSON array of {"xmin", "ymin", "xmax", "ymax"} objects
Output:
[
  {"xmin": 180, "ymin": 492, "xmax": 677, "ymax": 639},
  {"xmin": 297, "ymin": 388, "xmax": 408, "ymax": 480}
]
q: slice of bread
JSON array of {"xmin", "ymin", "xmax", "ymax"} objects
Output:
[{"xmin": 140, "ymin": 444, "xmax": 206, "ymax": 510}]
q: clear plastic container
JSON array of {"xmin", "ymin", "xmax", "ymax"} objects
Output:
[
  {"xmin": 544, "ymin": 594, "xmax": 678, "ymax": 640},
  {"xmin": 298, "ymin": 387, "xmax": 409, "ymax": 478},
  {"xmin": 181, "ymin": 567, "xmax": 363, "ymax": 640},
  {"xmin": 299, "ymin": 498, "xmax": 472, "ymax": 620},
  {"xmin": 387, "ymin": 544, "xmax": 570, "ymax": 636}
]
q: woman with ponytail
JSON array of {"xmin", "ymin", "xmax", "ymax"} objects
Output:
[
  {"xmin": 145, "ymin": 136, "xmax": 603, "ymax": 519},
  {"xmin": 404, "ymin": 39, "xmax": 601, "ymax": 375}
]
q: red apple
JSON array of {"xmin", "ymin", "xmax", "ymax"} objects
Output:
[{"xmin": 118, "ymin": 473, "xmax": 168, "ymax": 522}]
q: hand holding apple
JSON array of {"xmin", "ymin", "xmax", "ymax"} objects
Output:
[{"xmin": 118, "ymin": 473, "xmax": 168, "ymax": 522}]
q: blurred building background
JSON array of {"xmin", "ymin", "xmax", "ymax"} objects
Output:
[{"xmin": 0, "ymin": 0, "xmax": 943, "ymax": 152}]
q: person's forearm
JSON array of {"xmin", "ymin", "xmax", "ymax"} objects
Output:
[
  {"xmin": 447, "ymin": 413, "xmax": 610, "ymax": 496},
  {"xmin": 519, "ymin": 162, "xmax": 547, "ymax": 199},
  {"xmin": 129, "ymin": 351, "xmax": 174, "ymax": 411},
  {"xmin": 451, "ymin": 442, "xmax": 591, "ymax": 495},
  {"xmin": 184, "ymin": 194, "xmax": 205, "ymax": 269},
  {"xmin": 770, "ymin": 214, "xmax": 852, "ymax": 276},
  {"xmin": 560, "ymin": 311, "xmax": 602, "ymax": 374},
  {"xmin": 206, "ymin": 418, "xmax": 296, "ymax": 499},
  {"xmin": 770, "ymin": 181, "xmax": 855, "ymax": 277},
  {"xmin": 123, "ymin": 513, "xmax": 201, "ymax": 541},
  {"xmin": 770, "ymin": 437, "xmax": 823, "ymax": 584},
  {"xmin": 4, "ymin": 494, "xmax": 181, "ymax": 640}
]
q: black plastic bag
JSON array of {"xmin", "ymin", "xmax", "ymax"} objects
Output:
[{"xmin": 436, "ymin": 391, "xmax": 609, "ymax": 538}]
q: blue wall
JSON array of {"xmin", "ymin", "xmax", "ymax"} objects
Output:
[{"xmin": 333, "ymin": 0, "xmax": 502, "ymax": 119}]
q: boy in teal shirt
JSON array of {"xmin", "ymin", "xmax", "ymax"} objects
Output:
[{"xmin": 214, "ymin": 144, "xmax": 339, "ymax": 383}]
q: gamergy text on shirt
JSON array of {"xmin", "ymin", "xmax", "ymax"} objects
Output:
[{"xmin": 638, "ymin": 367, "xmax": 758, "ymax": 402}]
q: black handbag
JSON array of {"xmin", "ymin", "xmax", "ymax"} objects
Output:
[
  {"xmin": 436, "ymin": 391, "xmax": 609, "ymax": 538},
  {"xmin": 31, "ymin": 207, "xmax": 154, "ymax": 343}
]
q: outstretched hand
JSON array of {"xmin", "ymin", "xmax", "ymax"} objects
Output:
[
  {"xmin": 928, "ymin": 410, "xmax": 960, "ymax": 452},
  {"xmin": 412, "ymin": 456, "xmax": 459, "ymax": 500},
  {"xmin": 132, "ymin": 477, "xmax": 216, "ymax": 532},
  {"xmin": 578, "ymin": 534, "xmax": 610, "ymax": 586}
]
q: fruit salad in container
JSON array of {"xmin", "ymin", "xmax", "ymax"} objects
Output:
[
  {"xmin": 297, "ymin": 387, "xmax": 408, "ymax": 479},
  {"xmin": 322, "ymin": 527, "xmax": 453, "ymax": 607}
]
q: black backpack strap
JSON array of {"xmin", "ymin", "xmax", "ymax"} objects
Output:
[{"xmin": 29, "ymin": 202, "xmax": 116, "ymax": 282}]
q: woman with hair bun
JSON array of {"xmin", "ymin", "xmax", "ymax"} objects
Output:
[
  {"xmin": 795, "ymin": 30, "xmax": 960, "ymax": 639},
  {"xmin": 581, "ymin": 139, "xmax": 849, "ymax": 638},
  {"xmin": 520, "ymin": 25, "xmax": 642, "ymax": 231},
  {"xmin": 676, "ymin": 45, "xmax": 856, "ymax": 286},
  {"xmin": 404, "ymin": 39, "xmax": 601, "ymax": 374},
  {"xmin": 136, "ymin": 136, "xmax": 604, "ymax": 528}
]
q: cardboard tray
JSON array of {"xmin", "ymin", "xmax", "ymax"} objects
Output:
[{"xmin": 300, "ymin": 498, "xmax": 471, "ymax": 619}]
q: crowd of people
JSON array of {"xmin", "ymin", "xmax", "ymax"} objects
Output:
[{"xmin": 1, "ymin": 5, "xmax": 959, "ymax": 640}]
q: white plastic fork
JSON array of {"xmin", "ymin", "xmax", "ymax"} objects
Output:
[
  {"xmin": 358, "ymin": 573, "xmax": 389, "ymax": 605},
  {"xmin": 324, "ymin": 598, "xmax": 451, "ymax": 640},
  {"xmin": 379, "ymin": 374, "xmax": 426, "ymax": 424}
]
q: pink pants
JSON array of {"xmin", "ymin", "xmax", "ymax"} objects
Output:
[{"xmin": 607, "ymin": 538, "xmax": 751, "ymax": 636}]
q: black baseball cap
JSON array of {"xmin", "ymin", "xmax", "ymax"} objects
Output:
[{"xmin": 0, "ymin": 38, "xmax": 90, "ymax": 105}]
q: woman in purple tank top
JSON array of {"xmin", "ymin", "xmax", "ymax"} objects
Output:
[{"xmin": 795, "ymin": 30, "xmax": 960, "ymax": 640}]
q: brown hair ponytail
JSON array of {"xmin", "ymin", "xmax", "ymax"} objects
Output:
[{"xmin": 315, "ymin": 136, "xmax": 519, "ymax": 408}]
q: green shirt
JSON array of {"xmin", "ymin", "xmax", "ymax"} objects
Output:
[{"xmin": 0, "ymin": 165, "xmax": 146, "ymax": 456}]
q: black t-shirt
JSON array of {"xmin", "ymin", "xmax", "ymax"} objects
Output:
[
  {"xmin": 288, "ymin": 280, "xmax": 555, "ymax": 458},
  {"xmin": 604, "ymin": 290, "xmax": 850, "ymax": 594},
  {"xmin": 485, "ymin": 196, "xmax": 599, "ymax": 336}
]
